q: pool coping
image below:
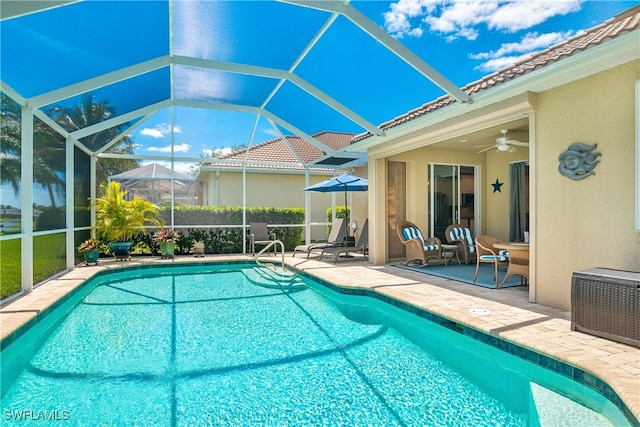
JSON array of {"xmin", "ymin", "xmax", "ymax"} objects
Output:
[
  {"xmin": 290, "ymin": 266, "xmax": 639, "ymax": 426},
  {"xmin": 1, "ymin": 255, "xmax": 639, "ymax": 425}
]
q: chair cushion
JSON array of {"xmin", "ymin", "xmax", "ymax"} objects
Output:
[
  {"xmin": 498, "ymin": 250, "xmax": 509, "ymax": 257},
  {"xmin": 424, "ymin": 244, "xmax": 439, "ymax": 251},
  {"xmin": 402, "ymin": 227, "xmax": 425, "ymax": 245},
  {"xmin": 450, "ymin": 227, "xmax": 475, "ymax": 247},
  {"xmin": 479, "ymin": 254, "xmax": 509, "ymax": 262}
]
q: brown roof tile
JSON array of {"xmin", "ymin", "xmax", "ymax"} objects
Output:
[
  {"xmin": 352, "ymin": 5, "xmax": 640, "ymax": 143},
  {"xmin": 204, "ymin": 131, "xmax": 355, "ymax": 172}
]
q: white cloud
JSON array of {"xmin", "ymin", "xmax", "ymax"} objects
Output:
[
  {"xmin": 470, "ymin": 30, "xmax": 574, "ymax": 72},
  {"xmin": 147, "ymin": 143, "xmax": 191, "ymax": 153},
  {"xmin": 487, "ymin": 1, "xmax": 582, "ymax": 32},
  {"xmin": 384, "ymin": 0, "xmax": 583, "ymax": 40},
  {"xmin": 384, "ymin": 0, "xmax": 439, "ymax": 38},
  {"xmin": 140, "ymin": 123, "xmax": 182, "ymax": 138}
]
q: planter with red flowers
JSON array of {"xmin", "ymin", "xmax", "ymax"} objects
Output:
[
  {"xmin": 77, "ymin": 238, "xmax": 100, "ymax": 265},
  {"xmin": 154, "ymin": 229, "xmax": 179, "ymax": 258}
]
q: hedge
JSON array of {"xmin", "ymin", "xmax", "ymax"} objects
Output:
[{"xmin": 151, "ymin": 206, "xmax": 306, "ymax": 254}]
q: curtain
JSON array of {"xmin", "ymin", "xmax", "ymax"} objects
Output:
[
  {"xmin": 387, "ymin": 161, "xmax": 406, "ymax": 258},
  {"xmin": 509, "ymin": 162, "xmax": 527, "ymax": 241}
]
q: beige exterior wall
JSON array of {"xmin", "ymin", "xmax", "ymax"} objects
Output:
[
  {"xmin": 201, "ymin": 170, "xmax": 369, "ymax": 241},
  {"xmin": 368, "ymin": 60, "xmax": 640, "ymax": 311},
  {"xmin": 534, "ymin": 60, "xmax": 640, "ymax": 309}
]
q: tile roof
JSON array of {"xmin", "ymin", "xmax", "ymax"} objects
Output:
[
  {"xmin": 203, "ymin": 131, "xmax": 355, "ymax": 172},
  {"xmin": 352, "ymin": 5, "xmax": 640, "ymax": 143}
]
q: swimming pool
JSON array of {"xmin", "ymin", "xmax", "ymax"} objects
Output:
[{"xmin": 0, "ymin": 262, "xmax": 632, "ymax": 426}]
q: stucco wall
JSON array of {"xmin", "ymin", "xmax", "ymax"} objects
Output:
[
  {"xmin": 202, "ymin": 170, "xmax": 368, "ymax": 241},
  {"xmin": 534, "ymin": 60, "xmax": 640, "ymax": 309}
]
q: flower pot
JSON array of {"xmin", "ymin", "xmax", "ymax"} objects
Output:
[
  {"xmin": 193, "ymin": 242, "xmax": 205, "ymax": 257},
  {"xmin": 110, "ymin": 241, "xmax": 133, "ymax": 260},
  {"xmin": 83, "ymin": 249, "xmax": 99, "ymax": 264},
  {"xmin": 160, "ymin": 242, "xmax": 175, "ymax": 258}
]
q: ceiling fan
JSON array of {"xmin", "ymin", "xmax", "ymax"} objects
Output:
[{"xmin": 476, "ymin": 129, "xmax": 529, "ymax": 153}]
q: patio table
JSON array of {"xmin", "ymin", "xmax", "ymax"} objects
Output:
[
  {"xmin": 494, "ymin": 242, "xmax": 529, "ymax": 286},
  {"xmin": 441, "ymin": 244, "xmax": 461, "ymax": 266}
]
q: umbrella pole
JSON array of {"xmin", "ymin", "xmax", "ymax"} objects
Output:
[{"xmin": 344, "ymin": 189, "xmax": 349, "ymax": 236}]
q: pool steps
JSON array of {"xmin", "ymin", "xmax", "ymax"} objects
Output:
[{"xmin": 242, "ymin": 266, "xmax": 306, "ymax": 291}]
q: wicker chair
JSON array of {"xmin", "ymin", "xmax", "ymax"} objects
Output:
[
  {"xmin": 396, "ymin": 221, "xmax": 442, "ymax": 266},
  {"xmin": 474, "ymin": 235, "xmax": 510, "ymax": 288},
  {"xmin": 444, "ymin": 224, "xmax": 477, "ymax": 264}
]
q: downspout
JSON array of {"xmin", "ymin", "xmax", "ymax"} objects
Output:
[{"xmin": 214, "ymin": 171, "xmax": 220, "ymax": 206}]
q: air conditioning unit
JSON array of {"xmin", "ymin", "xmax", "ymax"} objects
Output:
[{"xmin": 571, "ymin": 268, "xmax": 639, "ymax": 348}]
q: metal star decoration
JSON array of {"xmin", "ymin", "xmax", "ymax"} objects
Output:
[{"xmin": 492, "ymin": 178, "xmax": 503, "ymax": 193}]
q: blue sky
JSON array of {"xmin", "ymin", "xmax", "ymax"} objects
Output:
[
  {"xmin": 131, "ymin": 0, "xmax": 636, "ymax": 174},
  {"xmin": 1, "ymin": 0, "xmax": 636, "ymax": 207}
]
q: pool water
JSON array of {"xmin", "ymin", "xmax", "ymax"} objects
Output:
[{"xmin": 0, "ymin": 263, "xmax": 631, "ymax": 426}]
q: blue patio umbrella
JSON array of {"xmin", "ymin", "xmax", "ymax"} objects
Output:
[{"xmin": 302, "ymin": 174, "xmax": 368, "ymax": 235}]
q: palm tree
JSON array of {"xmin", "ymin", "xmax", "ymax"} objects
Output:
[
  {"xmin": 0, "ymin": 93, "xmax": 22, "ymax": 195},
  {"xmin": 1, "ymin": 93, "xmax": 65, "ymax": 208},
  {"xmin": 2, "ymin": 92, "xmax": 142, "ymax": 210},
  {"xmin": 50, "ymin": 93, "xmax": 139, "ymax": 189}
]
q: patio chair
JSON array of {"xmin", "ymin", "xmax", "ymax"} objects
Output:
[
  {"xmin": 293, "ymin": 218, "xmax": 347, "ymax": 258},
  {"xmin": 474, "ymin": 235, "xmax": 510, "ymax": 288},
  {"xmin": 445, "ymin": 224, "xmax": 477, "ymax": 264},
  {"xmin": 319, "ymin": 219, "xmax": 368, "ymax": 264},
  {"xmin": 249, "ymin": 222, "xmax": 276, "ymax": 255},
  {"xmin": 396, "ymin": 221, "xmax": 442, "ymax": 266}
]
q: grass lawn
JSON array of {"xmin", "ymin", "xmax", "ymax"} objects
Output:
[{"xmin": 1, "ymin": 234, "xmax": 68, "ymax": 300}]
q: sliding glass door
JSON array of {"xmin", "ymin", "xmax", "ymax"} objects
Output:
[{"xmin": 428, "ymin": 164, "xmax": 477, "ymax": 242}]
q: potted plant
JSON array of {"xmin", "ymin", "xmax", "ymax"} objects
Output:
[
  {"xmin": 95, "ymin": 181, "xmax": 163, "ymax": 259},
  {"xmin": 77, "ymin": 238, "xmax": 99, "ymax": 264},
  {"xmin": 193, "ymin": 241, "xmax": 205, "ymax": 257},
  {"xmin": 154, "ymin": 228, "xmax": 179, "ymax": 258}
]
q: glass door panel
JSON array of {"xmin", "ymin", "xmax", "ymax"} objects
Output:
[
  {"xmin": 429, "ymin": 164, "xmax": 476, "ymax": 242},
  {"xmin": 429, "ymin": 165, "xmax": 458, "ymax": 242}
]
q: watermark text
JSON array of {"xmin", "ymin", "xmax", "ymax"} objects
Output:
[{"xmin": 4, "ymin": 409, "xmax": 70, "ymax": 422}]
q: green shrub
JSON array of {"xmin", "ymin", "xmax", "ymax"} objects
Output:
[
  {"xmin": 157, "ymin": 206, "xmax": 305, "ymax": 252},
  {"xmin": 326, "ymin": 206, "xmax": 350, "ymax": 233}
]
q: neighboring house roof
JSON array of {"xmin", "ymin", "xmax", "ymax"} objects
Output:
[
  {"xmin": 202, "ymin": 131, "xmax": 355, "ymax": 173},
  {"xmin": 352, "ymin": 5, "xmax": 640, "ymax": 143},
  {"xmin": 110, "ymin": 163, "xmax": 197, "ymax": 202},
  {"xmin": 110, "ymin": 163, "xmax": 193, "ymax": 183}
]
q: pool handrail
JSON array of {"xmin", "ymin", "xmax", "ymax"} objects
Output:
[{"xmin": 255, "ymin": 240, "xmax": 286, "ymax": 272}]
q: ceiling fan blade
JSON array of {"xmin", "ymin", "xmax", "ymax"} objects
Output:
[
  {"xmin": 475, "ymin": 143, "xmax": 495, "ymax": 148},
  {"xmin": 510, "ymin": 141, "xmax": 529, "ymax": 146},
  {"xmin": 477, "ymin": 145, "xmax": 496, "ymax": 154}
]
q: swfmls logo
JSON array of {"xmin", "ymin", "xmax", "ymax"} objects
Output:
[{"xmin": 4, "ymin": 409, "xmax": 70, "ymax": 421}]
